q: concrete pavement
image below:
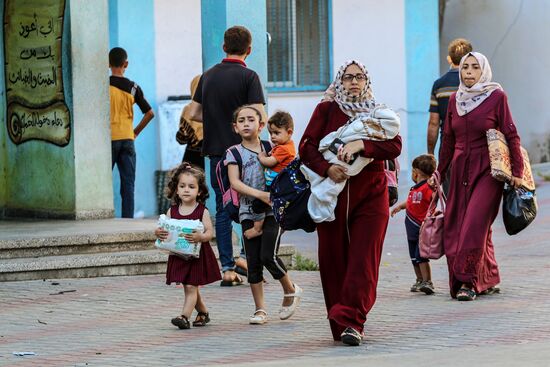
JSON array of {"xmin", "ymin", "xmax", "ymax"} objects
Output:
[{"xmin": 0, "ymin": 181, "xmax": 548, "ymax": 366}]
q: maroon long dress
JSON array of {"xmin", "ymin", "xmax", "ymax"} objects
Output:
[
  {"xmin": 299, "ymin": 101, "xmax": 402, "ymax": 340},
  {"xmin": 438, "ymin": 90, "xmax": 523, "ymax": 297},
  {"xmin": 165, "ymin": 204, "xmax": 221, "ymax": 286}
]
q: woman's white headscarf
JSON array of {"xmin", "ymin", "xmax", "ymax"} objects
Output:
[
  {"xmin": 455, "ymin": 52, "xmax": 502, "ymax": 116},
  {"xmin": 322, "ymin": 60, "xmax": 376, "ymax": 117}
]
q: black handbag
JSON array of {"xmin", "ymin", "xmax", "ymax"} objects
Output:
[{"xmin": 502, "ymin": 186, "xmax": 537, "ymax": 235}]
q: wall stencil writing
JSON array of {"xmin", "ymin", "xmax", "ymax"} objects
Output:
[{"xmin": 4, "ymin": 0, "xmax": 70, "ymax": 146}]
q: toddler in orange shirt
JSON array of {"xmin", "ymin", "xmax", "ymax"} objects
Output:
[{"xmin": 245, "ymin": 111, "xmax": 296, "ymax": 239}]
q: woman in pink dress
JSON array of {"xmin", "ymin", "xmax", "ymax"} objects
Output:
[{"xmin": 435, "ymin": 52, "xmax": 523, "ymax": 301}]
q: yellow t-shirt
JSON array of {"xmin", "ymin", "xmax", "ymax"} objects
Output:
[{"xmin": 109, "ymin": 76, "xmax": 151, "ymax": 141}]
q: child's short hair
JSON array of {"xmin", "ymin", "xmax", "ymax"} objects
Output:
[
  {"xmin": 109, "ymin": 47, "xmax": 128, "ymax": 67},
  {"xmin": 232, "ymin": 104, "xmax": 263, "ymax": 124},
  {"xmin": 448, "ymin": 38, "xmax": 473, "ymax": 65},
  {"xmin": 412, "ymin": 154, "xmax": 437, "ymax": 176},
  {"xmin": 223, "ymin": 26, "xmax": 252, "ymax": 55},
  {"xmin": 165, "ymin": 162, "xmax": 209, "ymax": 205},
  {"xmin": 268, "ymin": 111, "xmax": 294, "ymax": 130}
]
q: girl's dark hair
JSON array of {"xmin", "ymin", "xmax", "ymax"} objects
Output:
[
  {"xmin": 232, "ymin": 104, "xmax": 263, "ymax": 124},
  {"xmin": 165, "ymin": 162, "xmax": 209, "ymax": 205},
  {"xmin": 412, "ymin": 154, "xmax": 437, "ymax": 176}
]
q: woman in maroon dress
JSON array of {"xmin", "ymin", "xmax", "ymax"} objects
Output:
[
  {"xmin": 299, "ymin": 60, "xmax": 402, "ymax": 346},
  {"xmin": 435, "ymin": 52, "xmax": 523, "ymax": 301}
]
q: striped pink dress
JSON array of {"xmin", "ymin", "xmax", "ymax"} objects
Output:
[{"xmin": 165, "ymin": 204, "xmax": 221, "ymax": 285}]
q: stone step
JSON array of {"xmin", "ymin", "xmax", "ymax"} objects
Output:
[
  {"xmin": 0, "ymin": 250, "xmax": 167, "ymax": 282},
  {"xmin": 0, "ymin": 231, "xmax": 157, "ymax": 259},
  {"xmin": 0, "ymin": 246, "xmax": 296, "ymax": 282}
]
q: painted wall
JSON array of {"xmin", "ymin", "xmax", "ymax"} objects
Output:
[
  {"xmin": 405, "ymin": 0, "xmax": 439, "ymax": 166},
  {"xmin": 154, "ymin": 0, "xmax": 202, "ymax": 103},
  {"xmin": 1, "ymin": 1, "xmax": 75, "ymax": 216},
  {"xmin": 1, "ymin": 0, "xmax": 112, "ymax": 218},
  {"xmin": 269, "ymin": 0, "xmax": 410, "ymax": 163},
  {"xmin": 99, "ymin": 0, "xmax": 440, "ymax": 220},
  {"xmin": 441, "ymin": 0, "xmax": 550, "ymax": 163},
  {"xmin": 0, "ymin": 2, "xmax": 6, "ymax": 213},
  {"xmin": 109, "ymin": 0, "xmax": 158, "ymax": 217},
  {"xmin": 268, "ymin": 92, "xmax": 323, "ymax": 144}
]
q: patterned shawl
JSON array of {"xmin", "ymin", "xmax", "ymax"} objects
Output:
[
  {"xmin": 455, "ymin": 52, "xmax": 503, "ymax": 116},
  {"xmin": 322, "ymin": 60, "xmax": 376, "ymax": 117}
]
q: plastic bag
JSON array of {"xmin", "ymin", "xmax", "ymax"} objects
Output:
[
  {"xmin": 155, "ymin": 215, "xmax": 204, "ymax": 258},
  {"xmin": 502, "ymin": 186, "xmax": 537, "ymax": 235}
]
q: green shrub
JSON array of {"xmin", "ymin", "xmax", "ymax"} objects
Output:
[{"xmin": 291, "ymin": 253, "xmax": 319, "ymax": 271}]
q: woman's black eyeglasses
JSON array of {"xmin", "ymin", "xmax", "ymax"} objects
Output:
[{"xmin": 342, "ymin": 74, "xmax": 367, "ymax": 82}]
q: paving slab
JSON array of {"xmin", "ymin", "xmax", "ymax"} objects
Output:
[{"xmin": 0, "ymin": 181, "xmax": 548, "ymax": 366}]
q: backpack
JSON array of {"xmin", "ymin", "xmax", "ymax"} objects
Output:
[
  {"xmin": 270, "ymin": 157, "xmax": 316, "ymax": 233},
  {"xmin": 216, "ymin": 140, "xmax": 272, "ymax": 223},
  {"xmin": 385, "ymin": 158, "xmax": 400, "ymax": 206}
]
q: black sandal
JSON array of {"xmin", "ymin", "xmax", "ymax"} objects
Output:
[
  {"xmin": 192, "ymin": 312, "xmax": 210, "ymax": 327},
  {"xmin": 479, "ymin": 286, "xmax": 500, "ymax": 295},
  {"xmin": 457, "ymin": 288, "xmax": 477, "ymax": 301},
  {"xmin": 171, "ymin": 315, "xmax": 191, "ymax": 329}
]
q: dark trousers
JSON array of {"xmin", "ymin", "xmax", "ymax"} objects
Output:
[
  {"xmin": 183, "ymin": 147, "xmax": 205, "ymax": 170},
  {"xmin": 241, "ymin": 216, "xmax": 287, "ymax": 284},
  {"xmin": 405, "ymin": 216, "xmax": 429, "ymax": 265},
  {"xmin": 112, "ymin": 140, "xmax": 136, "ymax": 218},
  {"xmin": 209, "ymin": 156, "xmax": 235, "ymax": 272}
]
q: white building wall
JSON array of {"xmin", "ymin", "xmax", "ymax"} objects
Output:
[
  {"xmin": 154, "ymin": 0, "xmax": 203, "ymax": 104},
  {"xmin": 153, "ymin": 0, "xmax": 411, "ymax": 165},
  {"xmin": 268, "ymin": 0, "xmax": 408, "ymax": 162},
  {"xmin": 268, "ymin": 92, "xmax": 323, "ymax": 143},
  {"xmin": 442, "ymin": 0, "xmax": 550, "ymax": 163}
]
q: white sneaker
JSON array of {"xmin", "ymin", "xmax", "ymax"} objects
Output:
[
  {"xmin": 249, "ymin": 309, "xmax": 268, "ymax": 325},
  {"xmin": 279, "ymin": 283, "xmax": 303, "ymax": 320}
]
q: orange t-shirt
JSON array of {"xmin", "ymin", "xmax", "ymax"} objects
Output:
[{"xmin": 271, "ymin": 140, "xmax": 296, "ymax": 173}]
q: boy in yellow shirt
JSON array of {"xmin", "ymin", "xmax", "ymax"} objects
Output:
[{"xmin": 109, "ymin": 47, "xmax": 154, "ymax": 218}]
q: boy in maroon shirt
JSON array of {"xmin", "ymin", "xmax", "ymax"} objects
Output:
[{"xmin": 392, "ymin": 154, "xmax": 437, "ymax": 294}]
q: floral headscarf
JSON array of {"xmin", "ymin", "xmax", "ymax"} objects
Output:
[
  {"xmin": 322, "ymin": 60, "xmax": 376, "ymax": 117},
  {"xmin": 455, "ymin": 52, "xmax": 502, "ymax": 116}
]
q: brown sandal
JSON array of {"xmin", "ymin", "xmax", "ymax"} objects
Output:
[
  {"xmin": 171, "ymin": 315, "xmax": 191, "ymax": 329},
  {"xmin": 192, "ymin": 312, "xmax": 210, "ymax": 327}
]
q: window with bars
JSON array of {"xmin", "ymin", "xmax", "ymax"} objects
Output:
[{"xmin": 266, "ymin": 0, "xmax": 331, "ymax": 91}]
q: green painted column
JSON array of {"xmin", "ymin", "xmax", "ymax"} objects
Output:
[
  {"xmin": 200, "ymin": 0, "xmax": 268, "ymax": 215},
  {"xmin": 0, "ymin": 0, "xmax": 113, "ymax": 219}
]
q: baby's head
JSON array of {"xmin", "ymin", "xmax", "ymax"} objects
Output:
[
  {"xmin": 411, "ymin": 154, "xmax": 436, "ymax": 183},
  {"xmin": 267, "ymin": 111, "xmax": 293, "ymax": 146}
]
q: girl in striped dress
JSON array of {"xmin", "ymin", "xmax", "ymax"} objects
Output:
[{"xmin": 155, "ymin": 163, "xmax": 221, "ymax": 329}]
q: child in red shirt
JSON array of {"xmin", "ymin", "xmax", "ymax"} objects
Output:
[
  {"xmin": 391, "ymin": 154, "xmax": 437, "ymax": 294},
  {"xmin": 245, "ymin": 111, "xmax": 296, "ymax": 239}
]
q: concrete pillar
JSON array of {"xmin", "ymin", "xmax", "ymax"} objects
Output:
[
  {"xmin": 0, "ymin": 0, "xmax": 113, "ymax": 219},
  {"xmin": 405, "ymin": 0, "xmax": 439, "ymax": 162},
  {"xmin": 200, "ymin": 0, "xmax": 268, "ymax": 213}
]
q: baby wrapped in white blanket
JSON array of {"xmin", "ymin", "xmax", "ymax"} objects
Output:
[{"xmin": 301, "ymin": 105, "xmax": 400, "ymax": 223}]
